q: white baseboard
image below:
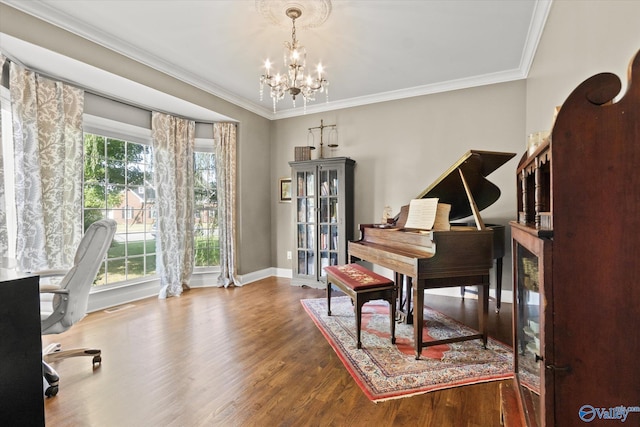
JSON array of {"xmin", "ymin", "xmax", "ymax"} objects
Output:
[
  {"xmin": 88, "ymin": 268, "xmax": 280, "ymax": 313},
  {"xmin": 88, "ymin": 279, "xmax": 159, "ymax": 313},
  {"xmin": 87, "ymin": 267, "xmax": 513, "ymax": 313},
  {"xmin": 425, "ymin": 287, "xmax": 513, "ymax": 305}
]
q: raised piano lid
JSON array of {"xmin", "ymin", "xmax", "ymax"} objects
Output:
[{"xmin": 414, "ymin": 150, "xmax": 516, "ymax": 222}]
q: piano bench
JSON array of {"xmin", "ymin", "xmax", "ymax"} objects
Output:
[{"xmin": 324, "ymin": 263, "xmax": 396, "ymax": 349}]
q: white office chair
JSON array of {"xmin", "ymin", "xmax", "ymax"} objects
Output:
[{"xmin": 38, "ymin": 219, "xmax": 117, "ymax": 397}]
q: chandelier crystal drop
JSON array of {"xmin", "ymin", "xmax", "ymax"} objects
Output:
[{"xmin": 260, "ymin": 7, "xmax": 329, "ymax": 113}]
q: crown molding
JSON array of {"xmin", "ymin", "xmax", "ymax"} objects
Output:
[
  {"xmin": 271, "ymin": 68, "xmax": 528, "ymax": 119},
  {"xmin": 519, "ymin": 0, "xmax": 553, "ymax": 74}
]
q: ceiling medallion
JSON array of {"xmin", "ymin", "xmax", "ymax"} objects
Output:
[{"xmin": 256, "ymin": 0, "xmax": 332, "ymax": 29}]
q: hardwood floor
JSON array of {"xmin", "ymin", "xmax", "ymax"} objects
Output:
[{"xmin": 43, "ymin": 277, "xmax": 513, "ymax": 426}]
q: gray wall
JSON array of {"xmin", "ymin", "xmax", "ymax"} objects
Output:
[
  {"xmin": 526, "ymin": 1, "xmax": 640, "ymax": 133},
  {"xmin": 271, "ymin": 81, "xmax": 527, "ymax": 290}
]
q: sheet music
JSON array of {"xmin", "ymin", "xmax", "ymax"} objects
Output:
[
  {"xmin": 404, "ymin": 198, "xmax": 451, "ymax": 231},
  {"xmin": 404, "ymin": 198, "xmax": 438, "ymax": 230}
]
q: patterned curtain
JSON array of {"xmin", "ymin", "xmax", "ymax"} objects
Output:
[
  {"xmin": 0, "ymin": 54, "xmax": 7, "ymax": 259},
  {"xmin": 214, "ymin": 122, "xmax": 238, "ymax": 287},
  {"xmin": 152, "ymin": 112, "xmax": 195, "ymax": 298},
  {"xmin": 10, "ymin": 61, "xmax": 84, "ymax": 272}
]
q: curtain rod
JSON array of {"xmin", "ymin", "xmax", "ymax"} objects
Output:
[{"xmin": 0, "ymin": 53, "xmax": 231, "ymax": 126}]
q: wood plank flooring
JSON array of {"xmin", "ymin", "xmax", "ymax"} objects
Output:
[{"xmin": 43, "ymin": 277, "xmax": 513, "ymax": 427}]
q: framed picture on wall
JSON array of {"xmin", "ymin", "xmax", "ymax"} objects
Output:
[{"xmin": 279, "ymin": 177, "xmax": 292, "ymax": 202}]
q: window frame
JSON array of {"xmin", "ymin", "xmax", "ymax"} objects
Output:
[{"xmin": 0, "ymin": 86, "xmax": 16, "ymax": 260}]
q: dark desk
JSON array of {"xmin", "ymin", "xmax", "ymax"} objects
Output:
[{"xmin": 0, "ymin": 266, "xmax": 45, "ymax": 426}]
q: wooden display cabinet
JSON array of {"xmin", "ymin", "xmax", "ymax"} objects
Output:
[{"xmin": 504, "ymin": 50, "xmax": 640, "ymax": 426}]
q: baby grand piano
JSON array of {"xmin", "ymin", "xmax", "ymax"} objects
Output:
[{"xmin": 348, "ymin": 150, "xmax": 515, "ymax": 359}]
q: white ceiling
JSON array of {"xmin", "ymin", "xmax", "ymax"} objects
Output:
[{"xmin": 0, "ymin": 0, "xmax": 552, "ymax": 120}]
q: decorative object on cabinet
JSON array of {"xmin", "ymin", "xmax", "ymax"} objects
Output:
[
  {"xmin": 503, "ymin": 50, "xmax": 640, "ymax": 427},
  {"xmin": 307, "ymin": 119, "xmax": 338, "ymax": 159},
  {"xmin": 289, "ymin": 157, "xmax": 355, "ymax": 288},
  {"xmin": 294, "ymin": 146, "xmax": 312, "ymax": 161},
  {"xmin": 279, "ymin": 177, "xmax": 292, "ymax": 202}
]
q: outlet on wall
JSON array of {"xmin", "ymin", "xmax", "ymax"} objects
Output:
[{"xmin": 286, "ymin": 251, "xmax": 292, "ymax": 260}]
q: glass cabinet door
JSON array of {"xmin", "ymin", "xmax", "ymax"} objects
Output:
[
  {"xmin": 318, "ymin": 167, "xmax": 340, "ymax": 272},
  {"xmin": 515, "ymin": 243, "xmax": 541, "ymax": 395},
  {"xmin": 290, "ymin": 157, "xmax": 354, "ymax": 286},
  {"xmin": 511, "ymin": 226, "xmax": 551, "ymax": 427},
  {"xmin": 295, "ymin": 168, "xmax": 315, "ymax": 278}
]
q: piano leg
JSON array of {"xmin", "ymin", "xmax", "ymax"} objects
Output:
[
  {"xmin": 395, "ymin": 272, "xmax": 404, "ymax": 322},
  {"xmin": 495, "ymin": 258, "xmax": 503, "ymax": 313},
  {"xmin": 413, "ymin": 279, "xmax": 424, "ymax": 360},
  {"xmin": 478, "ymin": 283, "xmax": 489, "ymax": 349},
  {"xmin": 405, "ymin": 276, "xmax": 413, "ymax": 324},
  {"xmin": 394, "ymin": 273, "xmax": 414, "ymax": 324}
]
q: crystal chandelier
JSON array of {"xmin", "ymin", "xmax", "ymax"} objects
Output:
[{"xmin": 260, "ymin": 7, "xmax": 329, "ymax": 113}]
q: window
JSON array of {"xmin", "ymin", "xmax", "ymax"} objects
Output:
[
  {"xmin": 84, "ymin": 133, "xmax": 156, "ymax": 286},
  {"xmin": 194, "ymin": 152, "xmax": 219, "ymax": 267},
  {"xmin": 83, "ymin": 130, "xmax": 220, "ymax": 288}
]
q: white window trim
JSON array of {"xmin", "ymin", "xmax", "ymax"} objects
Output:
[
  {"xmin": 1, "ymin": 86, "xmax": 16, "ymax": 260},
  {"xmin": 83, "ymin": 113, "xmax": 151, "ymax": 145},
  {"xmin": 195, "ymin": 137, "xmax": 215, "ymax": 153}
]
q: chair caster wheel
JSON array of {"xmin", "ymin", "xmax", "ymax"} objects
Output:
[
  {"xmin": 92, "ymin": 355, "xmax": 102, "ymax": 365},
  {"xmin": 45, "ymin": 385, "xmax": 58, "ymax": 397}
]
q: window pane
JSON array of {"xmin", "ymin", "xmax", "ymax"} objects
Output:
[
  {"xmin": 194, "ymin": 151, "xmax": 219, "ymax": 267},
  {"xmin": 94, "ymin": 263, "xmax": 107, "ymax": 286},
  {"xmin": 84, "ymin": 185, "xmax": 105, "ymax": 208},
  {"xmin": 126, "ymin": 256, "xmax": 146, "ymax": 280},
  {"xmin": 127, "ymin": 164, "xmax": 145, "ymax": 186},
  {"xmin": 107, "ymin": 257, "xmax": 127, "ymax": 283},
  {"xmin": 84, "ymin": 133, "xmax": 157, "ymax": 287},
  {"xmin": 106, "ymin": 138, "xmax": 126, "ymax": 161},
  {"xmin": 107, "ymin": 159, "xmax": 126, "ymax": 184},
  {"xmin": 145, "ymin": 254, "xmax": 157, "ymax": 275}
]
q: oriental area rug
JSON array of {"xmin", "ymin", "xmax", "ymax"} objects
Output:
[{"xmin": 301, "ymin": 296, "xmax": 513, "ymax": 402}]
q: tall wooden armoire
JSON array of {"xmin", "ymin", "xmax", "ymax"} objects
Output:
[{"xmin": 503, "ymin": 50, "xmax": 640, "ymax": 426}]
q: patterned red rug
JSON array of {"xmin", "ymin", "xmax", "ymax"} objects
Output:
[{"xmin": 301, "ymin": 296, "xmax": 513, "ymax": 402}]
